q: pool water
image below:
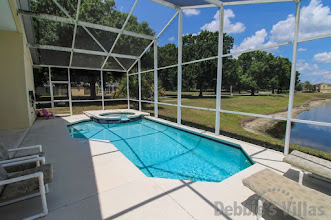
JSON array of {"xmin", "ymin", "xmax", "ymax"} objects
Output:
[{"xmin": 68, "ymin": 119, "xmax": 253, "ymax": 182}]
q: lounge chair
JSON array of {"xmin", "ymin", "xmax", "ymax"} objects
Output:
[
  {"xmin": 0, "ymin": 158, "xmax": 53, "ymax": 219},
  {"xmin": 0, "ymin": 143, "xmax": 45, "ymax": 172},
  {"xmin": 283, "ymin": 150, "xmax": 331, "ymax": 184},
  {"xmin": 243, "ymin": 168, "xmax": 331, "ymax": 220},
  {"xmin": 41, "ymin": 108, "xmax": 54, "ymax": 119}
]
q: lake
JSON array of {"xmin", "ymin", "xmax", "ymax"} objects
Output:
[{"xmin": 267, "ymin": 101, "xmax": 331, "ymax": 153}]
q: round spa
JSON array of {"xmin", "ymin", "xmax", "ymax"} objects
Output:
[
  {"xmin": 85, "ymin": 110, "xmax": 150, "ymax": 124},
  {"xmin": 100, "ymin": 112, "xmax": 135, "ymax": 120}
]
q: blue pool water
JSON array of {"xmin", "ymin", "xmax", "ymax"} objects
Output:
[{"xmin": 68, "ymin": 119, "xmax": 253, "ymax": 182}]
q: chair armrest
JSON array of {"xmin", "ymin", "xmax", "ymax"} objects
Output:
[
  {"xmin": 0, "ymin": 171, "xmax": 43, "ymax": 186},
  {"xmin": 0, "ymin": 155, "xmax": 39, "ymax": 165},
  {"xmin": 7, "ymin": 145, "xmax": 42, "ymax": 153},
  {"xmin": 2, "ymin": 157, "xmax": 46, "ymax": 167}
]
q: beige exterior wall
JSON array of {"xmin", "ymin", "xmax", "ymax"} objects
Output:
[
  {"xmin": 23, "ymin": 40, "xmax": 37, "ymax": 126},
  {"xmin": 316, "ymin": 83, "xmax": 331, "ymax": 93},
  {"xmin": 0, "ymin": 30, "xmax": 36, "ymax": 129},
  {"xmin": 320, "ymin": 84, "xmax": 331, "ymax": 93},
  {"xmin": 71, "ymin": 87, "xmax": 85, "ymax": 96}
]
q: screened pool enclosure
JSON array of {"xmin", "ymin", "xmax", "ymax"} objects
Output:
[{"xmin": 16, "ymin": 0, "xmax": 331, "ymax": 155}]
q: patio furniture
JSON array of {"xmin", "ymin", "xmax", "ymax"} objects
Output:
[
  {"xmin": 0, "ymin": 143, "xmax": 45, "ymax": 173},
  {"xmin": 0, "ymin": 159, "xmax": 53, "ymax": 219},
  {"xmin": 283, "ymin": 150, "xmax": 331, "ymax": 184},
  {"xmin": 41, "ymin": 108, "xmax": 54, "ymax": 119},
  {"xmin": 243, "ymin": 168, "xmax": 331, "ymax": 220}
]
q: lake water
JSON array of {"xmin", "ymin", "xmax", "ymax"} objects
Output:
[{"xmin": 267, "ymin": 102, "xmax": 331, "ymax": 153}]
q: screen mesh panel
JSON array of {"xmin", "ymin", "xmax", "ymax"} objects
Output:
[
  {"xmin": 78, "ymin": 0, "xmax": 135, "ymax": 29},
  {"xmin": 32, "ymin": 18, "xmax": 74, "ymax": 48},
  {"xmin": 116, "ymin": 58, "xmax": 136, "ymax": 70},
  {"xmin": 103, "ymin": 71, "xmax": 127, "ymax": 99},
  {"xmin": 70, "ymin": 69, "xmax": 102, "ymax": 100},
  {"xmin": 125, "ymin": 0, "xmax": 176, "ymax": 36},
  {"xmin": 112, "ymin": 34, "xmax": 152, "ymax": 57},
  {"xmin": 28, "ymin": 0, "xmax": 78, "ymax": 18},
  {"xmin": 162, "ymin": 0, "xmax": 210, "ymax": 7},
  {"xmin": 74, "ymin": 26, "xmax": 103, "ymax": 51},
  {"xmin": 33, "ymin": 67, "xmax": 51, "ymax": 101},
  {"xmin": 88, "ymin": 28, "xmax": 119, "ymax": 52},
  {"xmin": 71, "ymin": 53, "xmax": 105, "ymax": 68},
  {"xmin": 38, "ymin": 49, "xmax": 71, "ymax": 66},
  {"xmin": 104, "ymin": 57, "xmax": 124, "ymax": 70},
  {"xmin": 129, "ymin": 74, "xmax": 139, "ymax": 99}
]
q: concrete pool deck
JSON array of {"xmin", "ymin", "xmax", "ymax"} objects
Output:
[{"xmin": 0, "ymin": 113, "xmax": 330, "ymax": 219}]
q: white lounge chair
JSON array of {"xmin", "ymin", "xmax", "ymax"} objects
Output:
[
  {"xmin": 243, "ymin": 168, "xmax": 331, "ymax": 220},
  {"xmin": 0, "ymin": 143, "xmax": 44, "ymax": 172},
  {"xmin": 283, "ymin": 150, "xmax": 331, "ymax": 184},
  {"xmin": 0, "ymin": 157, "xmax": 53, "ymax": 220}
]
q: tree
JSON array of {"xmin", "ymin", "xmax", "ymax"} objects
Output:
[
  {"xmin": 115, "ymin": 73, "xmax": 164, "ymax": 102},
  {"xmin": 304, "ymin": 81, "xmax": 313, "ymax": 91},
  {"xmin": 268, "ymin": 56, "xmax": 292, "ymax": 94},
  {"xmin": 182, "ymin": 31, "xmax": 234, "ymax": 96},
  {"xmin": 238, "ymin": 51, "xmax": 271, "ymax": 95},
  {"xmin": 222, "ymin": 58, "xmax": 241, "ymax": 93},
  {"xmin": 70, "ymin": 70, "xmax": 100, "ymax": 100},
  {"xmin": 295, "ymin": 83, "xmax": 303, "ymax": 91},
  {"xmin": 237, "ymin": 51, "xmax": 298, "ymax": 95},
  {"xmin": 157, "ymin": 44, "xmax": 178, "ymax": 91}
]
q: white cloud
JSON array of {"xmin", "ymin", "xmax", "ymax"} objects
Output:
[
  {"xmin": 231, "ymin": 29, "xmax": 268, "ymax": 54},
  {"xmin": 296, "ymin": 60, "xmax": 319, "ymax": 73},
  {"xmin": 230, "ymin": 0, "xmax": 331, "ymax": 57},
  {"xmin": 269, "ymin": 0, "xmax": 331, "ymax": 43},
  {"xmin": 183, "ymin": 9, "xmax": 200, "ymax": 16},
  {"xmin": 168, "ymin": 36, "xmax": 175, "ymax": 42},
  {"xmin": 305, "ymin": 69, "xmax": 331, "ymax": 84},
  {"xmin": 200, "ymin": 9, "xmax": 246, "ymax": 34},
  {"xmin": 313, "ymin": 52, "xmax": 331, "ymax": 63},
  {"xmin": 307, "ymin": 69, "xmax": 331, "ymax": 76},
  {"xmin": 269, "ymin": 14, "xmax": 295, "ymax": 43},
  {"xmin": 298, "ymin": 48, "xmax": 307, "ymax": 52},
  {"xmin": 297, "ymin": 62, "xmax": 312, "ymax": 73},
  {"xmin": 297, "ymin": 60, "xmax": 331, "ymax": 84}
]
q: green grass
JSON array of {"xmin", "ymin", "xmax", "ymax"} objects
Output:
[
  {"xmin": 47, "ymin": 92, "xmax": 331, "ymax": 160},
  {"xmin": 156, "ymin": 92, "xmax": 331, "ymax": 160}
]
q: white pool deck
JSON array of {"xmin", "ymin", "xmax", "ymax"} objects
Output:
[{"xmin": 0, "ymin": 111, "xmax": 330, "ymax": 220}]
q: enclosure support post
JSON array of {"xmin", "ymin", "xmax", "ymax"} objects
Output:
[
  {"xmin": 154, "ymin": 41, "xmax": 158, "ymax": 118},
  {"xmin": 138, "ymin": 59, "xmax": 142, "ymax": 111},
  {"xmin": 48, "ymin": 67, "xmax": 55, "ymax": 116},
  {"xmin": 101, "ymin": 70, "xmax": 104, "ymax": 110},
  {"xmin": 284, "ymin": 0, "xmax": 301, "ymax": 155},
  {"xmin": 68, "ymin": 68, "xmax": 73, "ymax": 115},
  {"xmin": 177, "ymin": 9, "xmax": 183, "ymax": 124},
  {"xmin": 215, "ymin": 5, "xmax": 225, "ymax": 135},
  {"xmin": 127, "ymin": 71, "xmax": 130, "ymax": 109}
]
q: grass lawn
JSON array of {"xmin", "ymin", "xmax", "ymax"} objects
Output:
[
  {"xmin": 49, "ymin": 92, "xmax": 330, "ymax": 159},
  {"xmin": 156, "ymin": 92, "xmax": 331, "ymax": 160}
]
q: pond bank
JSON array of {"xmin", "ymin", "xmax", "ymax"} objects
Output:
[{"xmin": 242, "ymin": 98, "xmax": 330, "ymax": 136}]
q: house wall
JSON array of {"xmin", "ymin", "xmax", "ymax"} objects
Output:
[
  {"xmin": 320, "ymin": 84, "xmax": 331, "ymax": 93},
  {"xmin": 0, "ymin": 30, "xmax": 36, "ymax": 129},
  {"xmin": 71, "ymin": 87, "xmax": 85, "ymax": 96},
  {"xmin": 23, "ymin": 40, "xmax": 36, "ymax": 126}
]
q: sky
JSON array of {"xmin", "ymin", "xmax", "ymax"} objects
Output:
[{"xmin": 115, "ymin": 0, "xmax": 331, "ymax": 85}]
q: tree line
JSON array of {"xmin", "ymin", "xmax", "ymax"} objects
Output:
[
  {"xmin": 135, "ymin": 30, "xmax": 300, "ymax": 97},
  {"xmin": 32, "ymin": 0, "xmax": 301, "ymax": 99}
]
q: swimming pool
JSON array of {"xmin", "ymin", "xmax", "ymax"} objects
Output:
[{"xmin": 68, "ymin": 119, "xmax": 253, "ymax": 182}]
